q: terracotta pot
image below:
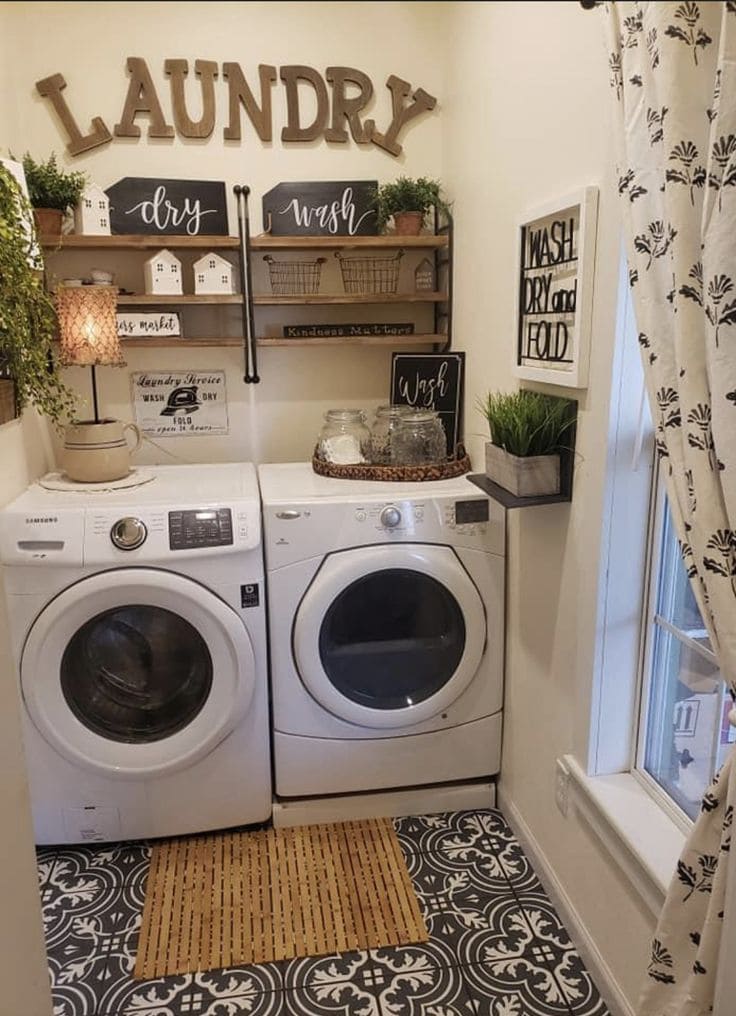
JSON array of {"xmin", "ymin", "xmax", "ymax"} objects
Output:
[
  {"xmin": 485, "ymin": 442, "xmax": 560, "ymax": 497},
  {"xmin": 63, "ymin": 419, "xmax": 142, "ymax": 483},
  {"xmin": 392, "ymin": 211, "xmax": 424, "ymax": 236},
  {"xmin": 33, "ymin": 208, "xmax": 64, "ymax": 239}
]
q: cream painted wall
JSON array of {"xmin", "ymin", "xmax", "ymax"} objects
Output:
[
  {"xmin": 443, "ymin": 2, "xmax": 655, "ymax": 1009},
  {"xmin": 0, "ymin": 3, "xmax": 55, "ymax": 1011},
  {"xmin": 7, "ymin": 0, "xmax": 448, "ymax": 466}
]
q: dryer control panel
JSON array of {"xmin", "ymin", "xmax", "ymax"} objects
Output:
[{"xmin": 168, "ymin": 508, "xmax": 233, "ymax": 550}]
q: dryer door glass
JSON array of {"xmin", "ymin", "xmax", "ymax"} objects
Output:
[
  {"xmin": 60, "ymin": 605, "xmax": 213, "ymax": 743},
  {"xmin": 318, "ymin": 568, "xmax": 465, "ymax": 709}
]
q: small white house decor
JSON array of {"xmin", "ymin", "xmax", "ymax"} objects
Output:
[
  {"xmin": 144, "ymin": 249, "xmax": 183, "ymax": 296},
  {"xmin": 515, "ymin": 186, "xmax": 598, "ymax": 389},
  {"xmin": 193, "ymin": 252, "xmax": 234, "ymax": 295},
  {"xmin": 74, "ymin": 183, "xmax": 111, "ymax": 235}
]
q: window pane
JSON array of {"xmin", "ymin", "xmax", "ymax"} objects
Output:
[
  {"xmin": 657, "ymin": 502, "xmax": 710, "ymax": 640},
  {"xmin": 644, "ymin": 626, "xmax": 722, "ymax": 819}
]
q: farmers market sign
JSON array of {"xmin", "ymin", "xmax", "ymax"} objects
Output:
[{"xmin": 36, "ymin": 60, "xmax": 437, "ymax": 159}]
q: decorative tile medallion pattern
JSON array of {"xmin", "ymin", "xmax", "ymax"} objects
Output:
[{"xmin": 39, "ymin": 810, "xmax": 610, "ymax": 1016}]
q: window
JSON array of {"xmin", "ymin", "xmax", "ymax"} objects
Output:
[{"xmin": 636, "ymin": 476, "xmax": 731, "ymax": 820}]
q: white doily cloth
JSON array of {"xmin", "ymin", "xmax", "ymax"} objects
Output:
[{"xmin": 38, "ymin": 468, "xmax": 155, "ymax": 493}]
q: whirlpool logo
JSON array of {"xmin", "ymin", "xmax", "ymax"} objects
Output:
[{"xmin": 25, "ymin": 516, "xmax": 58, "ymax": 524}]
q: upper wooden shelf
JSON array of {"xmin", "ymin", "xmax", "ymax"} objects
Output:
[
  {"xmin": 251, "ymin": 235, "xmax": 449, "ymax": 250},
  {"xmin": 117, "ymin": 294, "xmax": 242, "ymax": 305},
  {"xmin": 42, "ymin": 234, "xmax": 240, "ymax": 250},
  {"xmin": 253, "ymin": 292, "xmax": 447, "ymax": 306}
]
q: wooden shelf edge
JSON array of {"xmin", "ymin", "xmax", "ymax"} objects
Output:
[
  {"xmin": 252, "ymin": 234, "xmax": 449, "ymax": 249},
  {"xmin": 117, "ymin": 294, "xmax": 243, "ymax": 305},
  {"xmin": 42, "ymin": 234, "xmax": 240, "ymax": 250},
  {"xmin": 120, "ymin": 338, "xmax": 243, "ymax": 348},
  {"xmin": 258, "ymin": 334, "xmax": 442, "ymax": 347},
  {"xmin": 253, "ymin": 292, "xmax": 448, "ymax": 305},
  {"xmin": 467, "ymin": 473, "xmax": 572, "ymax": 508}
]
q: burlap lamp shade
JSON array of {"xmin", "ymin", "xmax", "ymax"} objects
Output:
[{"xmin": 55, "ymin": 285, "xmax": 124, "ymax": 367}]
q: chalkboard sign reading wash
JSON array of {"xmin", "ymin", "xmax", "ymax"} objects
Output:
[
  {"xmin": 391, "ymin": 352, "xmax": 465, "ymax": 457},
  {"xmin": 515, "ymin": 187, "xmax": 598, "ymax": 389},
  {"xmin": 263, "ymin": 181, "xmax": 377, "ymax": 236},
  {"xmin": 106, "ymin": 178, "xmax": 229, "ymax": 236}
]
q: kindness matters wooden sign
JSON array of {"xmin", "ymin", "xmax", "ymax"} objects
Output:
[{"xmin": 35, "ymin": 61, "xmax": 436, "ymax": 159}]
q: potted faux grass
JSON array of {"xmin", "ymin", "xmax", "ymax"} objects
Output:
[
  {"xmin": 478, "ymin": 389, "xmax": 575, "ymax": 497},
  {"xmin": 373, "ymin": 177, "xmax": 450, "ymax": 235},
  {"xmin": 20, "ymin": 152, "xmax": 87, "ymax": 238}
]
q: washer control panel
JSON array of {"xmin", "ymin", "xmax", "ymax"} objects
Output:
[{"xmin": 168, "ymin": 508, "xmax": 233, "ymax": 550}]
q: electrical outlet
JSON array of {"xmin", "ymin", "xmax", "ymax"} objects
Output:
[{"xmin": 555, "ymin": 758, "xmax": 570, "ymax": 817}]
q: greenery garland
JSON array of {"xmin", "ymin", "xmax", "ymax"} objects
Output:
[{"xmin": 0, "ymin": 164, "xmax": 76, "ymax": 424}]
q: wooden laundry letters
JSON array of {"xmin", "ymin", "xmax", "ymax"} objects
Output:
[{"xmin": 35, "ymin": 59, "xmax": 437, "ymax": 158}]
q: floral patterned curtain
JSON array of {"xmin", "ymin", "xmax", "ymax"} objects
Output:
[{"xmin": 604, "ymin": 2, "xmax": 736, "ymax": 1014}]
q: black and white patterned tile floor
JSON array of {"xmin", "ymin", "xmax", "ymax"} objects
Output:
[{"xmin": 38, "ymin": 809, "xmax": 610, "ymax": 1016}]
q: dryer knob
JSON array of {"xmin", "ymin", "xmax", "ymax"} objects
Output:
[
  {"xmin": 380, "ymin": 505, "xmax": 402, "ymax": 528},
  {"xmin": 110, "ymin": 516, "xmax": 147, "ymax": 551}
]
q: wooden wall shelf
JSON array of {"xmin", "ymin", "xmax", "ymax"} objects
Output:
[
  {"xmin": 253, "ymin": 293, "xmax": 447, "ymax": 306},
  {"xmin": 117, "ymin": 334, "xmax": 439, "ymax": 349},
  {"xmin": 468, "ymin": 473, "xmax": 573, "ymax": 508},
  {"xmin": 252, "ymin": 235, "xmax": 449, "ymax": 250},
  {"xmin": 42, "ymin": 234, "xmax": 240, "ymax": 250},
  {"xmin": 117, "ymin": 294, "xmax": 243, "ymax": 305}
]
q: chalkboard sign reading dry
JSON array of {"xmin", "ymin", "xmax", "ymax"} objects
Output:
[
  {"xmin": 391, "ymin": 352, "xmax": 465, "ymax": 457},
  {"xmin": 106, "ymin": 177, "xmax": 229, "ymax": 236},
  {"xmin": 263, "ymin": 181, "xmax": 377, "ymax": 236},
  {"xmin": 515, "ymin": 187, "xmax": 597, "ymax": 389},
  {"xmin": 284, "ymin": 323, "xmax": 414, "ymax": 338}
]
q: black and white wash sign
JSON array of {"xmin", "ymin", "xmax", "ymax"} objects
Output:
[
  {"xmin": 106, "ymin": 178, "xmax": 229, "ymax": 235},
  {"xmin": 262, "ymin": 181, "xmax": 377, "ymax": 236},
  {"xmin": 131, "ymin": 371, "xmax": 228, "ymax": 436},
  {"xmin": 391, "ymin": 352, "xmax": 465, "ymax": 457}
]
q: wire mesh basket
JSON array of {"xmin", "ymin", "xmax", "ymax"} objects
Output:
[
  {"xmin": 263, "ymin": 255, "xmax": 326, "ymax": 295},
  {"xmin": 335, "ymin": 249, "xmax": 404, "ymax": 295}
]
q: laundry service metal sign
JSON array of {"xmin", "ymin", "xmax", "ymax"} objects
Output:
[
  {"xmin": 131, "ymin": 371, "xmax": 228, "ymax": 437},
  {"xmin": 35, "ymin": 60, "xmax": 437, "ymax": 159}
]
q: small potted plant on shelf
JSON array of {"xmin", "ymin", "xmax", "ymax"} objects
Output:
[
  {"xmin": 0, "ymin": 164, "xmax": 77, "ymax": 424},
  {"xmin": 19, "ymin": 152, "xmax": 87, "ymax": 238},
  {"xmin": 478, "ymin": 389, "xmax": 575, "ymax": 497},
  {"xmin": 373, "ymin": 177, "xmax": 450, "ymax": 235}
]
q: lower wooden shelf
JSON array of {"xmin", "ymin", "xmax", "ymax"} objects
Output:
[{"xmin": 118, "ymin": 334, "xmax": 441, "ymax": 349}]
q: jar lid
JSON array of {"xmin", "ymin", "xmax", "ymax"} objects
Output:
[
  {"xmin": 401, "ymin": 409, "xmax": 440, "ymax": 423},
  {"xmin": 375, "ymin": 404, "xmax": 412, "ymax": 417},
  {"xmin": 325, "ymin": 408, "xmax": 365, "ymax": 422}
]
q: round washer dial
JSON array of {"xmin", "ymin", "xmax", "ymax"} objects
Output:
[{"xmin": 110, "ymin": 517, "xmax": 147, "ymax": 551}]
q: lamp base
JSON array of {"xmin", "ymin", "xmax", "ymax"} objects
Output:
[{"xmin": 62, "ymin": 419, "xmax": 141, "ymax": 483}]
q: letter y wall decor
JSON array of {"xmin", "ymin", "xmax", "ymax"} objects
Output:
[{"xmin": 515, "ymin": 187, "xmax": 598, "ymax": 389}]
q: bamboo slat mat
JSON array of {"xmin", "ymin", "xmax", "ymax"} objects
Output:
[{"xmin": 134, "ymin": 817, "xmax": 428, "ymax": 979}]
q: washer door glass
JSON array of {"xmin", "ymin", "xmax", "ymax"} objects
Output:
[
  {"xmin": 61, "ymin": 605, "xmax": 213, "ymax": 743},
  {"xmin": 319, "ymin": 568, "xmax": 465, "ymax": 709}
]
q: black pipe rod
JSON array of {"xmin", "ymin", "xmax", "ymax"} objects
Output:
[{"xmin": 90, "ymin": 364, "xmax": 100, "ymax": 423}]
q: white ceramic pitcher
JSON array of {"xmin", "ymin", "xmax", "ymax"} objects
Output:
[{"xmin": 62, "ymin": 419, "xmax": 142, "ymax": 483}]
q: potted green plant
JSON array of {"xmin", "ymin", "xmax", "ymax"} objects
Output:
[
  {"xmin": 0, "ymin": 164, "xmax": 76, "ymax": 424},
  {"xmin": 373, "ymin": 177, "xmax": 450, "ymax": 235},
  {"xmin": 19, "ymin": 152, "xmax": 87, "ymax": 238},
  {"xmin": 478, "ymin": 389, "xmax": 575, "ymax": 497}
]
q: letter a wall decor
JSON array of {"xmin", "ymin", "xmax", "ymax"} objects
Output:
[{"xmin": 515, "ymin": 187, "xmax": 598, "ymax": 389}]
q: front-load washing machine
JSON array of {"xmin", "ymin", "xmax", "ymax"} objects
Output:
[
  {"xmin": 0, "ymin": 463, "xmax": 271, "ymax": 844},
  {"xmin": 259, "ymin": 464, "xmax": 505, "ymax": 817}
]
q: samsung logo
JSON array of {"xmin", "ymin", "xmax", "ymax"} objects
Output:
[{"xmin": 25, "ymin": 516, "xmax": 58, "ymax": 524}]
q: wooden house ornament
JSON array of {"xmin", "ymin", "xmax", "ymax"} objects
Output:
[
  {"xmin": 74, "ymin": 183, "xmax": 111, "ymax": 235},
  {"xmin": 144, "ymin": 249, "xmax": 183, "ymax": 295},
  {"xmin": 414, "ymin": 257, "xmax": 436, "ymax": 292},
  {"xmin": 193, "ymin": 252, "xmax": 234, "ymax": 295}
]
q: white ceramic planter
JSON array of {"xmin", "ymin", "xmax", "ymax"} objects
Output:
[{"xmin": 484, "ymin": 442, "xmax": 560, "ymax": 497}]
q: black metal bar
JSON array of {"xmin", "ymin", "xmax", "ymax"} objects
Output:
[
  {"xmin": 234, "ymin": 185, "xmax": 260, "ymax": 384},
  {"xmin": 90, "ymin": 364, "xmax": 100, "ymax": 422},
  {"xmin": 579, "ymin": 0, "xmax": 599, "ymax": 8}
]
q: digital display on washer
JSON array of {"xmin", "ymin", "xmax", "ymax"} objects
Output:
[
  {"xmin": 168, "ymin": 508, "xmax": 233, "ymax": 550},
  {"xmin": 455, "ymin": 499, "xmax": 489, "ymax": 524}
]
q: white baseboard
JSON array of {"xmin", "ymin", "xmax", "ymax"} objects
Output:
[{"xmin": 497, "ymin": 788, "xmax": 635, "ymax": 1016}]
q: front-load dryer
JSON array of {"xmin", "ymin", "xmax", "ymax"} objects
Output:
[
  {"xmin": 0, "ymin": 463, "xmax": 271, "ymax": 844},
  {"xmin": 258, "ymin": 463, "xmax": 505, "ymax": 806}
]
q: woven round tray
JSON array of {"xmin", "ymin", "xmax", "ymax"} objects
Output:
[{"xmin": 312, "ymin": 446, "xmax": 471, "ymax": 482}]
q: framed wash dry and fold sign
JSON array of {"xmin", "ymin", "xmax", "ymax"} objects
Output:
[{"xmin": 515, "ymin": 187, "xmax": 598, "ymax": 389}]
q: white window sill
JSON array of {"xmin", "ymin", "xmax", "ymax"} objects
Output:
[{"xmin": 563, "ymin": 754, "xmax": 686, "ymax": 918}]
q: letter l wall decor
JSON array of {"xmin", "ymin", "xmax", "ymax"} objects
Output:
[{"xmin": 514, "ymin": 186, "xmax": 598, "ymax": 389}]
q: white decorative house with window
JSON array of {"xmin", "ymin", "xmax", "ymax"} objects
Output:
[
  {"xmin": 193, "ymin": 252, "xmax": 234, "ymax": 295},
  {"xmin": 74, "ymin": 184, "xmax": 110, "ymax": 235},
  {"xmin": 143, "ymin": 249, "xmax": 183, "ymax": 296}
]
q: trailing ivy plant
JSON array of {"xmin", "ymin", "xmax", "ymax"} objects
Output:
[
  {"xmin": 19, "ymin": 152, "xmax": 87, "ymax": 211},
  {"xmin": 0, "ymin": 164, "xmax": 76, "ymax": 423},
  {"xmin": 477, "ymin": 389, "xmax": 575, "ymax": 457},
  {"xmin": 373, "ymin": 177, "xmax": 451, "ymax": 232}
]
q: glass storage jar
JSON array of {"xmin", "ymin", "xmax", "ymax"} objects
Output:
[
  {"xmin": 391, "ymin": 409, "xmax": 447, "ymax": 466},
  {"xmin": 369, "ymin": 404, "xmax": 412, "ymax": 464},
  {"xmin": 317, "ymin": 409, "xmax": 370, "ymax": 465}
]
